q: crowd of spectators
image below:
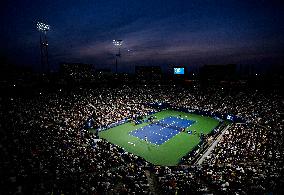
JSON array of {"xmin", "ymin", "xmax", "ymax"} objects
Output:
[
  {"xmin": 202, "ymin": 123, "xmax": 283, "ymax": 194},
  {"xmin": 0, "ymin": 84, "xmax": 283, "ymax": 194},
  {"xmin": 156, "ymin": 123, "xmax": 283, "ymax": 194}
]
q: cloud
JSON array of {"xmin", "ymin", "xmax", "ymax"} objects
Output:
[{"xmin": 63, "ymin": 11, "xmax": 283, "ymax": 67}]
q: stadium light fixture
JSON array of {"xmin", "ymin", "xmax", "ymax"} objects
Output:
[
  {"xmin": 112, "ymin": 39, "xmax": 123, "ymax": 73},
  {"xmin": 37, "ymin": 22, "xmax": 50, "ymax": 32},
  {"xmin": 36, "ymin": 21, "xmax": 50, "ymax": 73},
  {"xmin": 113, "ymin": 39, "xmax": 123, "ymax": 46}
]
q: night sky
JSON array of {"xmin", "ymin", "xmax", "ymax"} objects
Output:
[{"xmin": 1, "ymin": 0, "xmax": 284, "ymax": 72}]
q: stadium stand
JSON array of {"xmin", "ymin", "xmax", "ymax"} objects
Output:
[{"xmin": 0, "ymin": 81, "xmax": 283, "ymax": 194}]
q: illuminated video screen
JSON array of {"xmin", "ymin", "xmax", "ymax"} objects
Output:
[{"xmin": 174, "ymin": 67, "xmax": 184, "ymax": 75}]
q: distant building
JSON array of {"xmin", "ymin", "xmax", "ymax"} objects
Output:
[
  {"xmin": 59, "ymin": 62, "xmax": 95, "ymax": 82},
  {"xmin": 95, "ymin": 68, "xmax": 112, "ymax": 75},
  {"xmin": 200, "ymin": 64, "xmax": 236, "ymax": 81},
  {"xmin": 135, "ymin": 66, "xmax": 162, "ymax": 83}
]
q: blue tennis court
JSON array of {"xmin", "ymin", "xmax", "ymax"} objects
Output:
[
  {"xmin": 160, "ymin": 116, "xmax": 195, "ymax": 129},
  {"xmin": 129, "ymin": 117, "xmax": 195, "ymax": 145},
  {"xmin": 130, "ymin": 124, "xmax": 179, "ymax": 145}
]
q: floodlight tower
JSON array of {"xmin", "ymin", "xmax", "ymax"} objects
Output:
[
  {"xmin": 37, "ymin": 22, "xmax": 50, "ymax": 73},
  {"xmin": 113, "ymin": 39, "xmax": 123, "ymax": 73}
]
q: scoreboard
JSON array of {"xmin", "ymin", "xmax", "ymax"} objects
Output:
[{"xmin": 174, "ymin": 67, "xmax": 185, "ymax": 75}]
